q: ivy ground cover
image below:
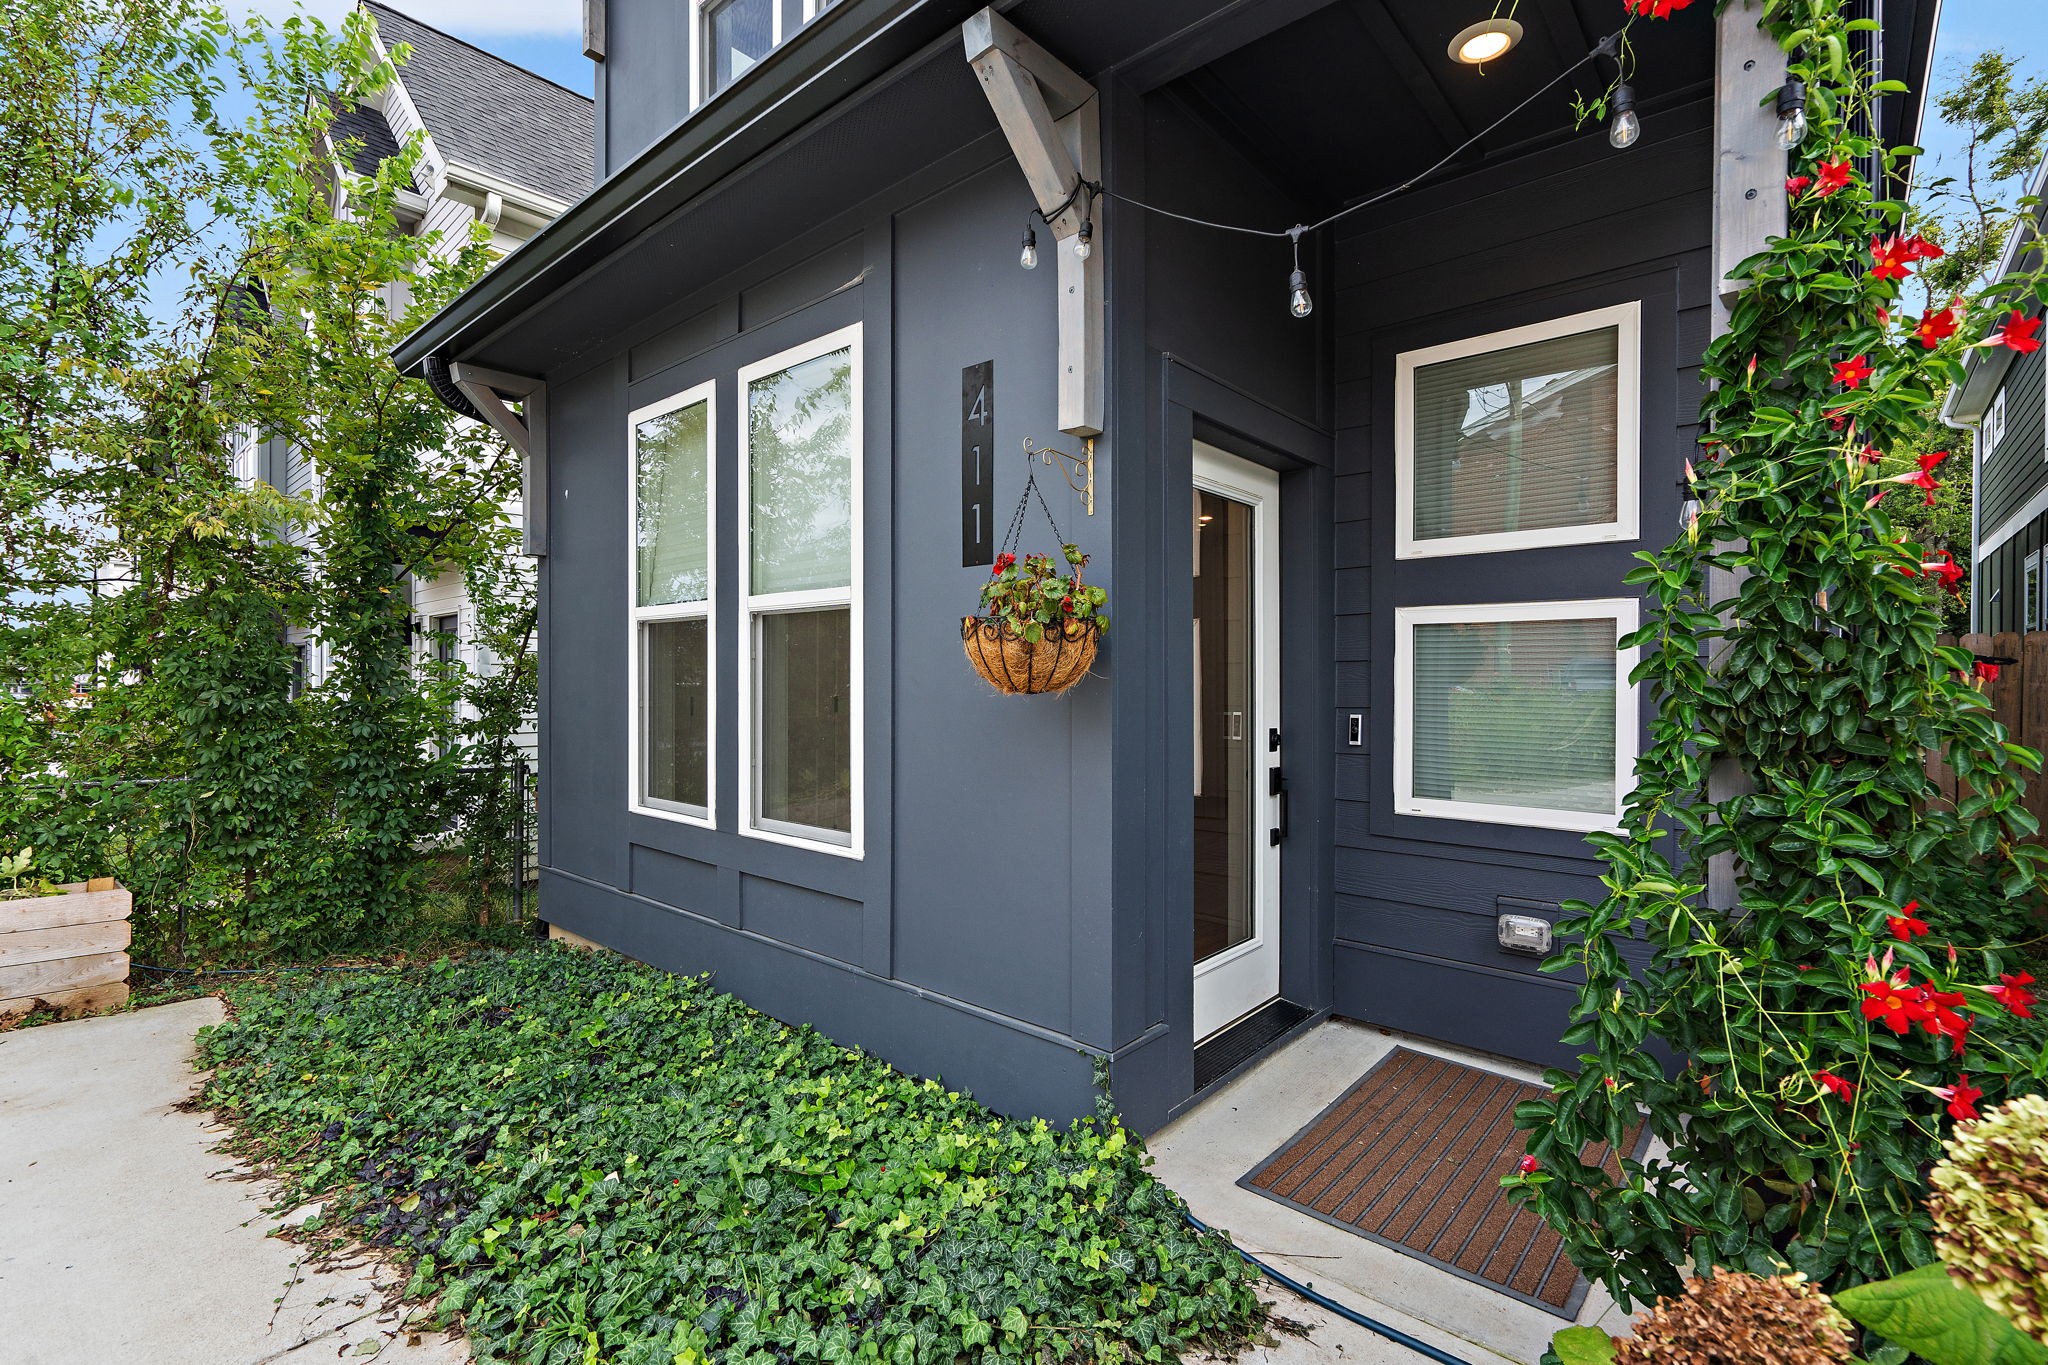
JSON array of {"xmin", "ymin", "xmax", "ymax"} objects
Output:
[{"xmin": 196, "ymin": 947, "xmax": 1265, "ymax": 1365}]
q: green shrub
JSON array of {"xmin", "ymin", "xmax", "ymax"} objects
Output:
[{"xmin": 197, "ymin": 947, "xmax": 1265, "ymax": 1365}]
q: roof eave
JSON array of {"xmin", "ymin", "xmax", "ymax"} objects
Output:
[{"xmin": 391, "ymin": 0, "xmax": 954, "ymax": 377}]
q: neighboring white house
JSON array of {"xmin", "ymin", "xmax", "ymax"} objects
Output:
[{"xmin": 252, "ymin": 1, "xmax": 593, "ymax": 753}]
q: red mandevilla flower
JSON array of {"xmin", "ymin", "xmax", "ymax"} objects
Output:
[
  {"xmin": 1813, "ymin": 1071, "xmax": 1856, "ymax": 1101},
  {"xmin": 1987, "ymin": 971, "xmax": 2036, "ymax": 1018},
  {"xmin": 1887, "ymin": 449, "xmax": 1948, "ymax": 506},
  {"xmin": 1786, "ymin": 174, "xmax": 1812, "ymax": 196},
  {"xmin": 1913, "ymin": 305, "xmax": 1959, "ymax": 349},
  {"xmin": 1888, "ymin": 901, "xmax": 1929, "ymax": 940},
  {"xmin": 1869, "ymin": 235, "xmax": 1914, "ymax": 280},
  {"xmin": 1814, "ymin": 158, "xmax": 1854, "ymax": 196},
  {"xmin": 1833, "ymin": 355, "xmax": 1874, "ymax": 388},
  {"xmin": 1925, "ymin": 552, "xmax": 1965, "ymax": 592},
  {"xmin": 1975, "ymin": 661, "xmax": 2002, "ymax": 684},
  {"xmin": 1933, "ymin": 1075, "xmax": 1983, "ymax": 1122},
  {"xmin": 1858, "ymin": 973, "xmax": 1932, "ymax": 1034},
  {"xmin": 1901, "ymin": 234, "xmax": 1944, "ymax": 261},
  {"xmin": 1924, "ymin": 989, "xmax": 1972, "ymax": 1049},
  {"xmin": 1518, "ymin": 1154, "xmax": 1540, "ymax": 1173},
  {"xmin": 1995, "ymin": 309, "xmax": 2043, "ymax": 354}
]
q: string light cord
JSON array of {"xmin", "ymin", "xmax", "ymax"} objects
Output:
[{"xmin": 1093, "ymin": 28, "xmax": 1625, "ymax": 245}]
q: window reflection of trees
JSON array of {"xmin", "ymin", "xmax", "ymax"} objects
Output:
[
  {"xmin": 749, "ymin": 349, "xmax": 853, "ymax": 593},
  {"xmin": 634, "ymin": 402, "xmax": 709, "ymax": 606}
]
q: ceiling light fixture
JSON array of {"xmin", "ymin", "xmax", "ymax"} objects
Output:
[{"xmin": 1448, "ymin": 18, "xmax": 1522, "ymax": 66}]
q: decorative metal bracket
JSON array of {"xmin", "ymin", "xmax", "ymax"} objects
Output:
[{"xmin": 1024, "ymin": 435, "xmax": 1094, "ymax": 515}]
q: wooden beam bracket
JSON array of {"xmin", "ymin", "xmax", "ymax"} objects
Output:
[
  {"xmin": 449, "ymin": 362, "xmax": 548, "ymax": 557},
  {"xmin": 963, "ymin": 7, "xmax": 1102, "ymax": 437}
]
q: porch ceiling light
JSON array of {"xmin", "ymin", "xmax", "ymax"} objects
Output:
[{"xmin": 1448, "ymin": 18, "xmax": 1522, "ymax": 66}]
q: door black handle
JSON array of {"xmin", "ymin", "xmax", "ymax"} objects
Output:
[{"xmin": 1269, "ymin": 770, "xmax": 1288, "ymax": 845}]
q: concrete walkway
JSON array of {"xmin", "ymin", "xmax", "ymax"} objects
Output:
[{"xmin": 0, "ymin": 998, "xmax": 467, "ymax": 1365}]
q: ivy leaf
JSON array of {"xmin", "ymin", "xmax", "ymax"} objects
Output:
[{"xmin": 1834, "ymin": 1264, "xmax": 2048, "ymax": 1365}]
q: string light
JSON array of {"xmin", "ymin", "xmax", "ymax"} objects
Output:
[
  {"xmin": 1775, "ymin": 76, "xmax": 1808, "ymax": 150},
  {"xmin": 1287, "ymin": 226, "xmax": 1312, "ymax": 319},
  {"xmin": 1607, "ymin": 82, "xmax": 1641, "ymax": 149},
  {"xmin": 1008, "ymin": 27, "xmax": 1636, "ymax": 316}
]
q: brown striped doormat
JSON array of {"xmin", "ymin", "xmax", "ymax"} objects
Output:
[{"xmin": 1239, "ymin": 1047, "xmax": 1643, "ymax": 1317}]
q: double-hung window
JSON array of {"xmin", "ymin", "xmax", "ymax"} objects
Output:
[
  {"xmin": 738, "ymin": 325, "xmax": 862, "ymax": 854},
  {"xmin": 630, "ymin": 382, "xmax": 716, "ymax": 826}
]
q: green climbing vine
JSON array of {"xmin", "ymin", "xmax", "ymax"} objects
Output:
[{"xmin": 1510, "ymin": 0, "xmax": 2048, "ymax": 1312}]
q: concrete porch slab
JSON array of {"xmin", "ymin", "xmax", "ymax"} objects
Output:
[
  {"xmin": 0, "ymin": 998, "xmax": 469, "ymax": 1365},
  {"xmin": 1151, "ymin": 1018, "xmax": 1636, "ymax": 1365}
]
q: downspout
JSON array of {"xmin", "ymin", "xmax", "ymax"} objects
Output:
[{"xmin": 423, "ymin": 354, "xmax": 485, "ymax": 422}]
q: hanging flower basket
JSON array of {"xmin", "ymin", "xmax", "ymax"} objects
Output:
[
  {"xmin": 964, "ymin": 467, "xmax": 1108, "ymax": 696},
  {"xmin": 961, "ymin": 613, "xmax": 1101, "ymax": 695}
]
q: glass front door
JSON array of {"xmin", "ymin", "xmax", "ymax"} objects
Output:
[{"xmin": 1192, "ymin": 443, "xmax": 1282, "ymax": 1039}]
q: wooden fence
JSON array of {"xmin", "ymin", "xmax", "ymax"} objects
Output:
[{"xmin": 1927, "ymin": 633, "xmax": 2048, "ymax": 829}]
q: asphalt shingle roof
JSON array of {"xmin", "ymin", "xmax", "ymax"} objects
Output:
[
  {"xmin": 327, "ymin": 95, "xmax": 402, "ymax": 178},
  {"xmin": 363, "ymin": 1, "xmax": 595, "ymax": 206}
]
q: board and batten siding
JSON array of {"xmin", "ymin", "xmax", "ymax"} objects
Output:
[{"xmin": 1325, "ymin": 99, "xmax": 1712, "ymax": 1069}]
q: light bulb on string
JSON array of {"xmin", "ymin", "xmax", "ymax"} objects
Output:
[
  {"xmin": 1020, "ymin": 218, "xmax": 1038, "ymax": 270},
  {"xmin": 1285, "ymin": 226, "xmax": 1312, "ymax": 319},
  {"xmin": 1075, "ymin": 216, "xmax": 1093, "ymax": 260},
  {"xmin": 1607, "ymin": 82, "xmax": 1640, "ymax": 150},
  {"xmin": 1774, "ymin": 77, "xmax": 1807, "ymax": 150}
]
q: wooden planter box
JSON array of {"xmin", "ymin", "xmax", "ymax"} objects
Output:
[{"xmin": 0, "ymin": 878, "xmax": 131, "ymax": 1021}]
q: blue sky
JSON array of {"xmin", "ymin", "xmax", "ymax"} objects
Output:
[{"xmin": 1912, "ymin": 0, "xmax": 2048, "ymax": 204}]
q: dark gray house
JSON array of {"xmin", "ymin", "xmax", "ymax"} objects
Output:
[
  {"xmin": 396, "ymin": 0, "xmax": 1936, "ymax": 1132},
  {"xmin": 1949, "ymin": 154, "xmax": 2048, "ymax": 635}
]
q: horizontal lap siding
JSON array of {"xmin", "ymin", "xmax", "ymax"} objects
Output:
[
  {"xmin": 1327, "ymin": 102, "xmax": 1713, "ymax": 1067},
  {"xmin": 1980, "ymin": 348, "xmax": 2047, "ymax": 535}
]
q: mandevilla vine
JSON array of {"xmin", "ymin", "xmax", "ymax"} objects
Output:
[{"xmin": 1510, "ymin": 0, "xmax": 2048, "ymax": 1313}]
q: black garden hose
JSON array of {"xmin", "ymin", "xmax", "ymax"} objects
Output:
[{"xmin": 1185, "ymin": 1210, "xmax": 1484, "ymax": 1365}]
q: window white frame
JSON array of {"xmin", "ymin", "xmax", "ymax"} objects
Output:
[
  {"xmin": 627, "ymin": 380, "xmax": 718, "ymax": 829},
  {"xmin": 1395, "ymin": 301, "xmax": 1642, "ymax": 560},
  {"xmin": 691, "ymin": 0, "xmax": 784, "ymax": 111},
  {"xmin": 735, "ymin": 323, "xmax": 863, "ymax": 858},
  {"xmin": 1984, "ymin": 385, "xmax": 2009, "ymax": 456},
  {"xmin": 1393, "ymin": 598, "xmax": 1640, "ymax": 833},
  {"xmin": 2028, "ymin": 549, "xmax": 2045, "ymax": 635}
]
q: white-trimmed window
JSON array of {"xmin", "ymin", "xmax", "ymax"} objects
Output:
[
  {"xmin": 737, "ymin": 324, "xmax": 862, "ymax": 854},
  {"xmin": 1396, "ymin": 302, "xmax": 1640, "ymax": 559},
  {"xmin": 1983, "ymin": 385, "xmax": 2009, "ymax": 456},
  {"xmin": 697, "ymin": 0, "xmax": 778, "ymax": 104},
  {"xmin": 1393, "ymin": 599, "xmax": 1639, "ymax": 833},
  {"xmin": 630, "ymin": 381, "xmax": 717, "ymax": 826}
]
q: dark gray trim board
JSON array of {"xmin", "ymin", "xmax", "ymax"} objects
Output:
[{"xmin": 543, "ymin": 866, "xmax": 1141, "ymax": 1120}]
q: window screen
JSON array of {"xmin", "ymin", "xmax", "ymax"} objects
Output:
[{"xmin": 1410, "ymin": 326, "xmax": 1621, "ymax": 546}]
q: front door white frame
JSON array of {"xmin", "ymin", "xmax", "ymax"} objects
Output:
[{"xmin": 1192, "ymin": 441, "xmax": 1282, "ymax": 1040}]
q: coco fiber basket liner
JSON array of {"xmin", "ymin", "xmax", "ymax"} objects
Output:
[{"xmin": 961, "ymin": 615, "xmax": 1100, "ymax": 695}]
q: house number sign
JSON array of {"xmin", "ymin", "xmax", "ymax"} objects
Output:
[{"xmin": 961, "ymin": 360, "xmax": 994, "ymax": 567}]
